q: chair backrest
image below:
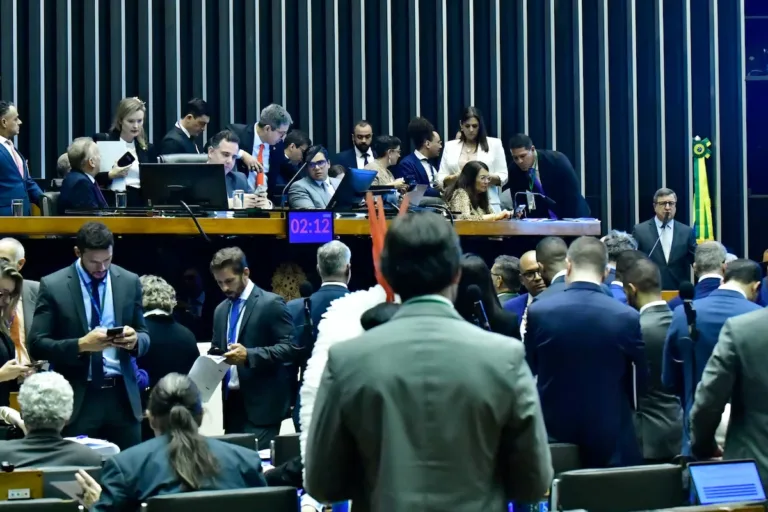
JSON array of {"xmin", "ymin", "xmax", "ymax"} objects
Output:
[
  {"xmin": 40, "ymin": 466, "xmax": 101, "ymax": 499},
  {"xmin": 549, "ymin": 443, "xmax": 582, "ymax": 475},
  {"xmin": 270, "ymin": 434, "xmax": 300, "ymax": 467},
  {"xmin": 157, "ymin": 154, "xmax": 208, "ymax": 164},
  {"xmin": 40, "ymin": 192, "xmax": 60, "ymax": 216},
  {"xmin": 0, "ymin": 499, "xmax": 82, "ymax": 511},
  {"xmin": 554, "ymin": 463, "xmax": 684, "ymax": 512},
  {"xmin": 142, "ymin": 486, "xmax": 299, "ymax": 512},
  {"xmin": 209, "ymin": 434, "xmax": 257, "ymax": 451},
  {"xmin": 49, "ymin": 179, "xmax": 63, "ymax": 190}
]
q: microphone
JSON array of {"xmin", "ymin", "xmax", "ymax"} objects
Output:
[
  {"xmin": 513, "ymin": 192, "xmax": 556, "ymax": 213},
  {"xmin": 280, "ymin": 162, "xmax": 309, "ymax": 207},
  {"xmin": 299, "ymin": 281, "xmax": 314, "ymax": 327},
  {"xmin": 179, "ymin": 200, "xmax": 211, "ymax": 243},
  {"xmin": 467, "ymin": 284, "xmax": 491, "ymax": 331},
  {"xmin": 679, "ymin": 281, "xmax": 698, "ymax": 341},
  {"xmin": 648, "ymin": 212, "xmax": 670, "ymax": 259}
]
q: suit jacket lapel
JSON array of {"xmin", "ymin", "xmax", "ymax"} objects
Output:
[
  {"xmin": 21, "ymin": 284, "xmax": 35, "ymax": 337},
  {"xmin": 238, "ymin": 286, "xmax": 260, "ymax": 339},
  {"xmin": 0, "ymin": 147, "xmax": 18, "ymax": 176},
  {"xmin": 110, "ymin": 266, "xmax": 124, "ymax": 326},
  {"xmin": 67, "ymin": 266, "xmax": 89, "ymax": 333}
]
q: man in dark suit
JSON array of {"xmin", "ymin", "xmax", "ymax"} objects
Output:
[
  {"xmin": 28, "ymin": 222, "xmax": 150, "ymax": 449},
  {"xmin": 0, "ymin": 372, "xmax": 103, "ymax": 468},
  {"xmin": 0, "ymin": 101, "xmax": 42, "ymax": 216},
  {"xmin": 395, "ymin": 117, "xmax": 443, "ymax": 198},
  {"xmin": 668, "ymin": 241, "xmax": 726, "ymax": 311},
  {"xmin": 274, "ymin": 130, "xmax": 312, "ymax": 201},
  {"xmin": 662, "ymin": 259, "xmax": 762, "ymax": 455},
  {"xmin": 0, "ymin": 237, "xmax": 39, "ymax": 365},
  {"xmin": 227, "ymin": 103, "xmax": 293, "ymax": 197},
  {"xmin": 58, "ymin": 138, "xmax": 108, "ymax": 214},
  {"xmin": 332, "ymin": 120, "xmax": 375, "ymax": 170},
  {"xmin": 623, "ymin": 258, "xmax": 683, "ymax": 463},
  {"xmin": 504, "ymin": 250, "xmax": 546, "ymax": 338},
  {"xmin": 156, "ymin": 98, "xmax": 210, "ymax": 156},
  {"xmin": 207, "ymin": 130, "xmax": 271, "ymax": 209},
  {"xmin": 504, "ymin": 133, "xmax": 590, "ymax": 219},
  {"xmin": 209, "ymin": 247, "xmax": 297, "ymax": 449},
  {"xmin": 759, "ymin": 250, "xmax": 768, "ymax": 307},
  {"xmin": 632, "ymin": 187, "xmax": 697, "ymax": 290},
  {"xmin": 305, "ymin": 211, "xmax": 552, "ymax": 510},
  {"xmin": 531, "ymin": 236, "xmax": 568, "ymax": 302},
  {"xmin": 526, "ymin": 236, "xmax": 646, "ymax": 468},
  {"xmin": 602, "ymin": 230, "xmax": 639, "ymax": 304}
]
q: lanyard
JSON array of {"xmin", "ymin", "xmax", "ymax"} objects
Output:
[
  {"xmin": 76, "ymin": 264, "xmax": 108, "ymax": 326},
  {"xmin": 527, "ymin": 152, "xmax": 539, "ymax": 191}
]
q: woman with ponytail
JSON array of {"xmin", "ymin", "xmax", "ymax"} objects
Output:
[{"xmin": 78, "ymin": 373, "xmax": 266, "ymax": 511}]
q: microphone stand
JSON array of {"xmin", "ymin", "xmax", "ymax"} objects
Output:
[
  {"xmin": 648, "ymin": 213, "xmax": 670, "ymax": 259},
  {"xmin": 280, "ymin": 162, "xmax": 309, "ymax": 207},
  {"xmin": 513, "ymin": 191, "xmax": 552, "ymax": 218},
  {"xmin": 180, "ymin": 200, "xmax": 211, "ymax": 243}
]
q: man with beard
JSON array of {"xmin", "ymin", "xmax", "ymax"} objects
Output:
[
  {"xmin": 503, "ymin": 250, "xmax": 547, "ymax": 338},
  {"xmin": 28, "ymin": 222, "xmax": 149, "ymax": 449},
  {"xmin": 332, "ymin": 120, "xmax": 375, "ymax": 170},
  {"xmin": 209, "ymin": 247, "xmax": 296, "ymax": 448}
]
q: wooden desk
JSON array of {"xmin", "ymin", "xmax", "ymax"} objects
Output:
[{"xmin": 0, "ymin": 217, "xmax": 601, "ymax": 237}]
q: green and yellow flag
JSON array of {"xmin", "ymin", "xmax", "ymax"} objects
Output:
[{"xmin": 692, "ymin": 136, "xmax": 714, "ymax": 244}]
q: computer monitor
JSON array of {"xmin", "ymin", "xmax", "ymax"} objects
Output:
[
  {"xmin": 689, "ymin": 459, "xmax": 766, "ymax": 505},
  {"xmin": 327, "ymin": 168, "xmax": 377, "ymax": 211},
  {"xmin": 139, "ymin": 163, "xmax": 229, "ymax": 210}
]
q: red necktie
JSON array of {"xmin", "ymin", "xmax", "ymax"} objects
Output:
[
  {"xmin": 256, "ymin": 144, "xmax": 265, "ymax": 187},
  {"xmin": 5, "ymin": 141, "xmax": 23, "ymax": 176}
]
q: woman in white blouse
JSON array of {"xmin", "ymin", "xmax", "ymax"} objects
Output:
[
  {"xmin": 437, "ymin": 106, "xmax": 508, "ymax": 211},
  {"xmin": 101, "ymin": 97, "xmax": 152, "ymax": 192}
]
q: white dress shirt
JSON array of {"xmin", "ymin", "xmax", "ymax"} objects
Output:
[
  {"xmin": 414, "ymin": 150, "xmax": 437, "ymax": 185},
  {"xmin": 109, "ymin": 138, "xmax": 141, "ymax": 191},
  {"xmin": 437, "ymin": 137, "xmax": 508, "ymax": 212},
  {"xmin": 355, "ymin": 147, "xmax": 374, "ymax": 169},
  {"xmin": 654, "ymin": 216, "xmax": 674, "ymax": 263},
  {"xmin": 227, "ymin": 279, "xmax": 255, "ymax": 390}
]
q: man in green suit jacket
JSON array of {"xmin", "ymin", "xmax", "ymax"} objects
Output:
[{"xmin": 305, "ymin": 211, "xmax": 552, "ymax": 511}]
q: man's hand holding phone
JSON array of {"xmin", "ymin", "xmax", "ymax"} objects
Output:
[{"xmin": 109, "ymin": 326, "xmax": 138, "ymax": 351}]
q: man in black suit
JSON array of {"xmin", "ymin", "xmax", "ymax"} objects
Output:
[
  {"xmin": 227, "ymin": 103, "xmax": 293, "ymax": 197},
  {"xmin": 209, "ymin": 247, "xmax": 296, "ymax": 449},
  {"xmin": 632, "ymin": 187, "xmax": 697, "ymax": 290},
  {"xmin": 58, "ymin": 138, "xmax": 108, "ymax": 214},
  {"xmin": 156, "ymin": 98, "xmax": 210, "ymax": 156},
  {"xmin": 623, "ymin": 257, "xmax": 683, "ymax": 463},
  {"xmin": 0, "ymin": 372, "xmax": 102, "ymax": 468},
  {"xmin": 28, "ymin": 222, "xmax": 150, "ymax": 449},
  {"xmin": 274, "ymin": 130, "xmax": 312, "ymax": 204},
  {"xmin": 332, "ymin": 120, "xmax": 375, "ymax": 170},
  {"xmin": 504, "ymin": 133, "xmax": 590, "ymax": 219}
]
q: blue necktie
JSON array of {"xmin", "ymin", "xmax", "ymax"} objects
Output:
[
  {"xmin": 223, "ymin": 298, "xmax": 243, "ymax": 397},
  {"xmin": 89, "ymin": 278, "xmax": 104, "ymax": 386}
]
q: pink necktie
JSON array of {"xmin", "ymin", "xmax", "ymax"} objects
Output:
[{"xmin": 5, "ymin": 141, "xmax": 23, "ymax": 176}]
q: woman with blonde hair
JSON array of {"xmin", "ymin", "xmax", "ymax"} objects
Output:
[
  {"xmin": 98, "ymin": 97, "xmax": 153, "ymax": 192},
  {"xmin": 0, "ymin": 261, "xmax": 33, "ymax": 405}
]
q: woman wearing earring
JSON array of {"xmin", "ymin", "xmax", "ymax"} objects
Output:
[
  {"xmin": 364, "ymin": 135, "xmax": 408, "ymax": 192},
  {"xmin": 437, "ymin": 106, "xmax": 508, "ymax": 211}
]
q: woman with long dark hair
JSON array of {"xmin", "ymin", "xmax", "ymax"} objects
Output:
[
  {"xmin": 445, "ymin": 161, "xmax": 511, "ymax": 220},
  {"xmin": 454, "ymin": 254, "xmax": 520, "ymax": 339},
  {"xmin": 437, "ymin": 106, "xmax": 508, "ymax": 210},
  {"xmin": 77, "ymin": 373, "xmax": 266, "ymax": 511},
  {"xmin": 0, "ymin": 261, "xmax": 32, "ymax": 404}
]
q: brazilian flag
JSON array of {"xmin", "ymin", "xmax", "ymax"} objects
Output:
[{"xmin": 692, "ymin": 137, "xmax": 714, "ymax": 243}]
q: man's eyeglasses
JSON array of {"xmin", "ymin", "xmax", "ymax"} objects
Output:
[
  {"xmin": 308, "ymin": 160, "xmax": 328, "ymax": 169},
  {"xmin": 521, "ymin": 270, "xmax": 541, "ymax": 280},
  {"xmin": 655, "ymin": 201, "xmax": 677, "ymax": 208}
]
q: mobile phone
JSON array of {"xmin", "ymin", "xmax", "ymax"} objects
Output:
[
  {"xmin": 106, "ymin": 327, "xmax": 124, "ymax": 338},
  {"xmin": 208, "ymin": 346, "xmax": 225, "ymax": 356},
  {"xmin": 28, "ymin": 360, "xmax": 47, "ymax": 370},
  {"xmin": 116, "ymin": 152, "xmax": 136, "ymax": 167}
]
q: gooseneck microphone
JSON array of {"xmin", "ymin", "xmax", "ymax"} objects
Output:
[
  {"xmin": 648, "ymin": 212, "xmax": 670, "ymax": 259},
  {"xmin": 281, "ymin": 162, "xmax": 309, "ymax": 207},
  {"xmin": 467, "ymin": 284, "xmax": 491, "ymax": 332}
]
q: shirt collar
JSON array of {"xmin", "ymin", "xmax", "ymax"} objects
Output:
[
  {"xmin": 175, "ymin": 121, "xmax": 192, "ymax": 139},
  {"xmin": 654, "ymin": 216, "xmax": 674, "ymax": 230},
  {"xmin": 354, "ymin": 146, "xmax": 373, "ymax": 159},
  {"xmin": 611, "ymin": 281, "xmax": 623, "ymax": 287},
  {"xmin": 552, "ymin": 269, "xmax": 567, "ymax": 282},
  {"xmin": 699, "ymin": 273, "xmax": 723, "ymax": 282},
  {"xmin": 252, "ymin": 125, "xmax": 263, "ymax": 146},
  {"xmin": 414, "ymin": 150, "xmax": 428, "ymax": 162},
  {"xmin": 76, "ymin": 259, "xmax": 106, "ymax": 285},
  {"xmin": 321, "ymin": 282, "xmax": 348, "ymax": 289},
  {"xmin": 84, "ymin": 172, "xmax": 96, "ymax": 184},
  {"xmin": 238, "ymin": 279, "xmax": 255, "ymax": 301},
  {"xmin": 144, "ymin": 309, "xmax": 171, "ymax": 317},
  {"xmin": 405, "ymin": 294, "xmax": 454, "ymax": 308},
  {"xmin": 718, "ymin": 283, "xmax": 748, "ymax": 299},
  {"xmin": 639, "ymin": 300, "xmax": 668, "ymax": 315},
  {"xmin": 526, "ymin": 294, "xmax": 534, "ymax": 306},
  {"xmin": 0, "ymin": 135, "xmax": 11, "ymax": 147}
]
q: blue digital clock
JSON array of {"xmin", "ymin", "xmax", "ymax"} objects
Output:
[{"xmin": 287, "ymin": 210, "xmax": 334, "ymax": 244}]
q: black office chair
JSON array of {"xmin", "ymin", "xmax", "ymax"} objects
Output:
[
  {"xmin": 0, "ymin": 500, "xmax": 82, "ymax": 511},
  {"xmin": 553, "ymin": 463, "xmax": 684, "ymax": 512},
  {"xmin": 549, "ymin": 443, "xmax": 582, "ymax": 475},
  {"xmin": 271, "ymin": 434, "xmax": 300, "ymax": 467},
  {"xmin": 157, "ymin": 154, "xmax": 208, "ymax": 164},
  {"xmin": 40, "ymin": 191, "xmax": 60, "ymax": 216},
  {"xmin": 141, "ymin": 486, "xmax": 299, "ymax": 511},
  {"xmin": 40, "ymin": 466, "xmax": 101, "ymax": 500},
  {"xmin": 209, "ymin": 433, "xmax": 258, "ymax": 451}
]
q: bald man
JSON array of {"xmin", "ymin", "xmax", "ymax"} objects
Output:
[
  {"xmin": 503, "ymin": 250, "xmax": 546, "ymax": 339},
  {"xmin": 0, "ymin": 237, "xmax": 38, "ymax": 365}
]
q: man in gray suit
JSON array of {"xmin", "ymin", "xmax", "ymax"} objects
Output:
[
  {"xmin": 305, "ymin": 211, "xmax": 552, "ymax": 511},
  {"xmin": 622, "ymin": 256, "xmax": 682, "ymax": 462},
  {"xmin": 0, "ymin": 237, "xmax": 39, "ymax": 363},
  {"xmin": 691, "ymin": 307, "xmax": 768, "ymax": 486},
  {"xmin": 288, "ymin": 145, "xmax": 341, "ymax": 209}
]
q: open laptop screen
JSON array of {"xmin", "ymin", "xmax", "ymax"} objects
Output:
[{"xmin": 689, "ymin": 460, "xmax": 766, "ymax": 505}]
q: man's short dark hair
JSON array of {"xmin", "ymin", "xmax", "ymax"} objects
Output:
[
  {"xmin": 285, "ymin": 130, "xmax": 311, "ymax": 149},
  {"xmin": 353, "ymin": 120, "xmax": 372, "ymax": 131},
  {"xmin": 406, "ymin": 117, "xmax": 436, "ymax": 149},
  {"xmin": 623, "ymin": 258, "xmax": 661, "ymax": 294},
  {"xmin": 76, "ymin": 222, "xmax": 114, "ymax": 253},
  {"xmin": 329, "ymin": 165, "xmax": 346, "ymax": 178},
  {"xmin": 536, "ymin": 237, "xmax": 567, "ymax": 269},
  {"xmin": 615, "ymin": 250, "xmax": 648, "ymax": 282},
  {"xmin": 360, "ymin": 303, "xmax": 400, "ymax": 331},
  {"xmin": 493, "ymin": 255, "xmax": 520, "ymax": 291},
  {"xmin": 210, "ymin": 247, "xmax": 248, "ymax": 275},
  {"xmin": 0, "ymin": 101, "xmax": 14, "ymax": 119},
  {"xmin": 508, "ymin": 133, "xmax": 533, "ymax": 150},
  {"xmin": 381, "ymin": 211, "xmax": 462, "ymax": 301},
  {"xmin": 372, "ymin": 135, "xmax": 401, "ymax": 156},
  {"xmin": 183, "ymin": 98, "xmax": 209, "ymax": 119},
  {"xmin": 653, "ymin": 187, "xmax": 677, "ymax": 202},
  {"xmin": 724, "ymin": 259, "xmax": 762, "ymax": 285},
  {"xmin": 209, "ymin": 130, "xmax": 240, "ymax": 149},
  {"xmin": 567, "ymin": 236, "xmax": 608, "ymax": 276}
]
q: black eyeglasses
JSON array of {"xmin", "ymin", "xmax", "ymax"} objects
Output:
[
  {"xmin": 521, "ymin": 270, "xmax": 541, "ymax": 280},
  {"xmin": 655, "ymin": 201, "xmax": 677, "ymax": 207}
]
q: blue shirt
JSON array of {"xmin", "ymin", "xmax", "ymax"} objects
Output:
[{"xmin": 76, "ymin": 259, "xmax": 122, "ymax": 377}]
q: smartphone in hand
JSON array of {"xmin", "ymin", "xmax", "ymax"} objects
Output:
[
  {"xmin": 106, "ymin": 327, "xmax": 125, "ymax": 338},
  {"xmin": 116, "ymin": 152, "xmax": 136, "ymax": 167}
]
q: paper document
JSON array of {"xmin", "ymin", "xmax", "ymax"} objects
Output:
[
  {"xmin": 96, "ymin": 141, "xmax": 130, "ymax": 175},
  {"xmin": 189, "ymin": 355, "xmax": 231, "ymax": 402}
]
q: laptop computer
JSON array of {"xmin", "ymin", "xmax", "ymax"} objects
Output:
[{"xmin": 688, "ymin": 459, "xmax": 766, "ymax": 505}]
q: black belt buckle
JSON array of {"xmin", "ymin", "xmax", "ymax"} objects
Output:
[{"xmin": 101, "ymin": 377, "xmax": 120, "ymax": 389}]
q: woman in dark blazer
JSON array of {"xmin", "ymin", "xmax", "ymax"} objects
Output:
[
  {"xmin": 454, "ymin": 254, "xmax": 521, "ymax": 339},
  {"xmin": 0, "ymin": 261, "xmax": 34, "ymax": 406}
]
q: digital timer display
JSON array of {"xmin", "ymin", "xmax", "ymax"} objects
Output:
[{"xmin": 287, "ymin": 210, "xmax": 334, "ymax": 244}]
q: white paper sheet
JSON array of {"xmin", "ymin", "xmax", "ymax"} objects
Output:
[{"xmin": 188, "ymin": 354, "xmax": 230, "ymax": 403}]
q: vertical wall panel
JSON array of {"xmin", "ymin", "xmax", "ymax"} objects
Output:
[
  {"xmin": 27, "ymin": 0, "xmax": 45, "ymax": 178},
  {"xmin": 488, "ymin": 0, "xmax": 502, "ymax": 137},
  {"xmin": 375, "ymin": 0, "xmax": 393, "ymax": 135},
  {"xmin": 83, "ymin": 0, "xmax": 99, "ymax": 137},
  {"xmin": 350, "ymin": 0, "xmax": 366, "ymax": 125},
  {"xmin": 435, "ymin": 0, "xmax": 449, "ymax": 139},
  {"xmin": 297, "ymin": 0, "xmax": 312, "ymax": 140},
  {"xmin": 325, "ymin": 0, "xmax": 340, "ymax": 154},
  {"xmin": 462, "ymin": 0, "xmax": 474, "ymax": 107},
  {"xmin": 110, "ymin": 0, "xmax": 126, "ymax": 110},
  {"xmin": 217, "ymin": 0, "xmax": 233, "ymax": 126},
  {"xmin": 271, "ymin": 0, "xmax": 285, "ymax": 107},
  {"xmin": 499, "ymin": 0, "xmax": 526, "ymax": 144},
  {"xmin": 527, "ymin": 0, "xmax": 556, "ymax": 148},
  {"xmin": 137, "ymin": 0, "xmax": 154, "ymax": 141},
  {"xmin": 164, "ymin": 0, "xmax": 180, "ymax": 127},
  {"xmin": 55, "ymin": 0, "xmax": 72, "ymax": 156},
  {"xmin": 243, "ymin": 0, "xmax": 259, "ymax": 124},
  {"xmin": 0, "ymin": 0, "xmax": 17, "ymax": 106},
  {"xmin": 417, "ymin": 0, "xmax": 439, "ymax": 131},
  {"xmin": 554, "ymin": 0, "xmax": 582, "ymax": 191},
  {"xmin": 408, "ymin": 0, "xmax": 420, "ymax": 120}
]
